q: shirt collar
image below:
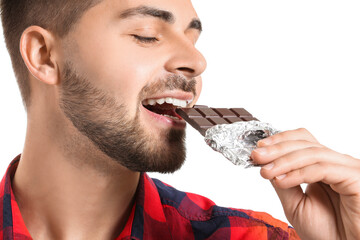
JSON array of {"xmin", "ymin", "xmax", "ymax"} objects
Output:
[
  {"xmin": 1, "ymin": 155, "xmax": 32, "ymax": 239},
  {"xmin": 127, "ymin": 172, "xmax": 172, "ymax": 239},
  {"xmin": 1, "ymin": 155, "xmax": 172, "ymax": 240}
]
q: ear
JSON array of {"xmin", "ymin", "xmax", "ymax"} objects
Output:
[{"xmin": 20, "ymin": 26, "xmax": 59, "ymax": 86}]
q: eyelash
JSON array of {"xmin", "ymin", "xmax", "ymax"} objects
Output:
[{"xmin": 132, "ymin": 35, "xmax": 159, "ymax": 43}]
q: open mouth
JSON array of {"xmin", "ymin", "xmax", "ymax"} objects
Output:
[{"xmin": 142, "ymin": 97, "xmax": 191, "ymax": 120}]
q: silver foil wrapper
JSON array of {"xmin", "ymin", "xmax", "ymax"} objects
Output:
[{"xmin": 204, "ymin": 120, "xmax": 280, "ymax": 168}]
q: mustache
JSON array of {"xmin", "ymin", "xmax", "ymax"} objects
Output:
[{"xmin": 140, "ymin": 75, "xmax": 197, "ymax": 99}]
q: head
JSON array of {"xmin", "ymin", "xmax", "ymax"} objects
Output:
[{"xmin": 1, "ymin": 0, "xmax": 207, "ymax": 173}]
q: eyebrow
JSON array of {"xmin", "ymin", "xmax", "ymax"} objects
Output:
[{"xmin": 119, "ymin": 5, "xmax": 202, "ymax": 33}]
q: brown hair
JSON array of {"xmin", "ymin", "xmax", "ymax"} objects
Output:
[{"xmin": 0, "ymin": 0, "xmax": 101, "ymax": 110}]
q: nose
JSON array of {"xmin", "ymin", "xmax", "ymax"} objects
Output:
[{"xmin": 164, "ymin": 37, "xmax": 207, "ymax": 78}]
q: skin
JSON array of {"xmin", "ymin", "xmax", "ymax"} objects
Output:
[
  {"xmin": 252, "ymin": 128, "xmax": 360, "ymax": 240},
  {"xmin": 14, "ymin": 0, "xmax": 205, "ymax": 239},
  {"xmin": 8, "ymin": 0, "xmax": 360, "ymax": 239}
]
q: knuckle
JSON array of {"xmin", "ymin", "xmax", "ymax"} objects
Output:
[
  {"xmin": 342, "ymin": 153, "xmax": 354, "ymax": 161},
  {"xmin": 316, "ymin": 143, "xmax": 326, "ymax": 148},
  {"xmin": 343, "ymin": 154, "xmax": 360, "ymax": 168},
  {"xmin": 298, "ymin": 169, "xmax": 310, "ymax": 183},
  {"xmin": 268, "ymin": 133, "xmax": 280, "ymax": 142},
  {"xmin": 277, "ymin": 155, "xmax": 288, "ymax": 164},
  {"xmin": 271, "ymin": 143, "xmax": 284, "ymax": 152},
  {"xmin": 296, "ymin": 127, "xmax": 317, "ymax": 140},
  {"xmin": 276, "ymin": 130, "xmax": 289, "ymax": 138},
  {"xmin": 297, "ymin": 167, "xmax": 305, "ymax": 176},
  {"xmin": 306, "ymin": 146, "xmax": 325, "ymax": 155},
  {"xmin": 341, "ymin": 153, "xmax": 352, "ymax": 161},
  {"xmin": 296, "ymin": 127, "xmax": 308, "ymax": 134},
  {"xmin": 298, "ymin": 139, "xmax": 317, "ymax": 147},
  {"xmin": 317, "ymin": 162, "xmax": 329, "ymax": 173}
]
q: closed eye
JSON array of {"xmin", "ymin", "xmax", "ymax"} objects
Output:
[{"xmin": 132, "ymin": 35, "xmax": 159, "ymax": 43}]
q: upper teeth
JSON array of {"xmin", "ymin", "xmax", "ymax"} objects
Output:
[{"xmin": 143, "ymin": 97, "xmax": 191, "ymax": 108}]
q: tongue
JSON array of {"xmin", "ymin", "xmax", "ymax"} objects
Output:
[{"xmin": 145, "ymin": 104, "xmax": 180, "ymax": 118}]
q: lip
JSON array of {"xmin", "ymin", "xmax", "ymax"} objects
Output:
[
  {"xmin": 140, "ymin": 104, "xmax": 186, "ymax": 130},
  {"xmin": 142, "ymin": 91, "xmax": 194, "ymax": 103},
  {"xmin": 140, "ymin": 91, "xmax": 194, "ymax": 130}
]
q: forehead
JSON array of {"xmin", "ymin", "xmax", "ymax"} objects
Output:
[{"xmin": 95, "ymin": 0, "xmax": 198, "ymax": 21}]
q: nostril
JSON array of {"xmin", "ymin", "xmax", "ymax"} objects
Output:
[{"xmin": 177, "ymin": 67, "xmax": 195, "ymax": 73}]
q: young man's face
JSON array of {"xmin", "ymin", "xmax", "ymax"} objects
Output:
[{"xmin": 57, "ymin": 0, "xmax": 206, "ymax": 173}]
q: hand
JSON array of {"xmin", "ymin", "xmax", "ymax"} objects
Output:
[{"xmin": 251, "ymin": 128, "xmax": 360, "ymax": 240}]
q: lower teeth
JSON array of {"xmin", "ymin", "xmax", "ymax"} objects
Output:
[{"xmin": 162, "ymin": 114, "xmax": 180, "ymax": 120}]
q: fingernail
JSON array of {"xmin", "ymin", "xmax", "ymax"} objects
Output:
[
  {"xmin": 254, "ymin": 148, "xmax": 267, "ymax": 155},
  {"xmin": 262, "ymin": 162, "xmax": 274, "ymax": 170},
  {"xmin": 276, "ymin": 174, "xmax": 287, "ymax": 180}
]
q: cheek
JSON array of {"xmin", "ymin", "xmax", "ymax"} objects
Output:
[
  {"xmin": 70, "ymin": 37, "xmax": 160, "ymax": 116},
  {"xmin": 103, "ymin": 51, "xmax": 159, "ymax": 102},
  {"xmin": 102, "ymin": 55, "xmax": 159, "ymax": 117}
]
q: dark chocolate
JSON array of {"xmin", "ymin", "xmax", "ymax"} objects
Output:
[{"xmin": 176, "ymin": 105, "xmax": 258, "ymax": 136}]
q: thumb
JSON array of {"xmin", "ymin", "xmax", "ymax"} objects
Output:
[{"xmin": 270, "ymin": 180, "xmax": 304, "ymax": 224}]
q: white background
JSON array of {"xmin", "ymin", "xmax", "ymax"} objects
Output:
[{"xmin": 1, "ymin": 0, "xmax": 360, "ymax": 226}]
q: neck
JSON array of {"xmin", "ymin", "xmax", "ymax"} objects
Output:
[{"xmin": 12, "ymin": 112, "xmax": 140, "ymax": 240}]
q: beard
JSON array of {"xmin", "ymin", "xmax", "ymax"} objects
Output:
[{"xmin": 58, "ymin": 63, "xmax": 196, "ymax": 173}]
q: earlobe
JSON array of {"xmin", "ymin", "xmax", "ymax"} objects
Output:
[{"xmin": 20, "ymin": 26, "xmax": 59, "ymax": 86}]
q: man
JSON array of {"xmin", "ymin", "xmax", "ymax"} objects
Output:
[{"xmin": 0, "ymin": 0, "xmax": 359, "ymax": 239}]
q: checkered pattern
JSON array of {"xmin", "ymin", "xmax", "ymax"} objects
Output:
[
  {"xmin": 1, "ymin": 156, "xmax": 300, "ymax": 239},
  {"xmin": 0, "ymin": 156, "xmax": 32, "ymax": 240}
]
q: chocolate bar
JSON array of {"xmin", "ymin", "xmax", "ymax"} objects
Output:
[{"xmin": 176, "ymin": 105, "xmax": 258, "ymax": 136}]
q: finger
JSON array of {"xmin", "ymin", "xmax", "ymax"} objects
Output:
[
  {"xmin": 258, "ymin": 128, "xmax": 319, "ymax": 147},
  {"xmin": 260, "ymin": 147, "xmax": 358, "ymax": 181},
  {"xmin": 251, "ymin": 140, "xmax": 323, "ymax": 165},
  {"xmin": 271, "ymin": 163, "xmax": 360, "ymax": 196}
]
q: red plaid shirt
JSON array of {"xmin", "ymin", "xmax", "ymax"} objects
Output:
[{"xmin": 1, "ymin": 155, "xmax": 300, "ymax": 240}]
